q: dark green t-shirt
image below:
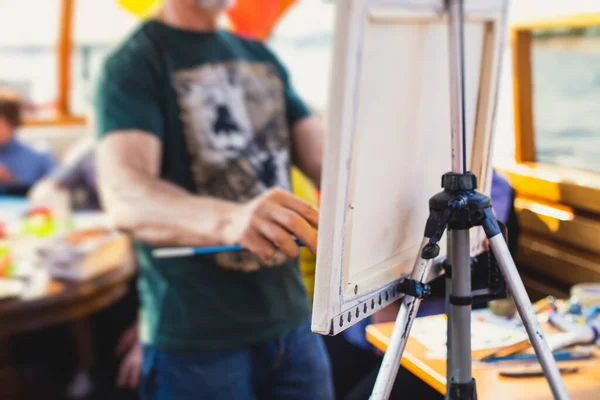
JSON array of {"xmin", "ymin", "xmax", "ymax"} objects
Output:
[{"xmin": 95, "ymin": 20, "xmax": 311, "ymax": 351}]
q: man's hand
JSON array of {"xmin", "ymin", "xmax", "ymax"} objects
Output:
[
  {"xmin": 98, "ymin": 131, "xmax": 321, "ymax": 256},
  {"xmin": 0, "ymin": 163, "xmax": 13, "ymax": 183},
  {"xmin": 224, "ymin": 188, "xmax": 319, "ymax": 261},
  {"xmin": 115, "ymin": 321, "xmax": 141, "ymax": 389},
  {"xmin": 116, "ymin": 344, "xmax": 142, "ymax": 389}
]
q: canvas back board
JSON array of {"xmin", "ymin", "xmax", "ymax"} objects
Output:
[{"xmin": 312, "ymin": 0, "xmax": 508, "ymax": 335}]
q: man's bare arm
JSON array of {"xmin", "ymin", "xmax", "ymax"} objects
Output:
[
  {"xmin": 97, "ymin": 131, "xmax": 238, "ymax": 247},
  {"xmin": 291, "ymin": 116, "xmax": 324, "ymax": 188},
  {"xmin": 97, "ymin": 130, "xmax": 319, "ymax": 257}
]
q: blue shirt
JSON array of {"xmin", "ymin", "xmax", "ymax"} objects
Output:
[{"xmin": 0, "ymin": 138, "xmax": 56, "ymax": 194}]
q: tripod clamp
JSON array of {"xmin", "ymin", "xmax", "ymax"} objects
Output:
[
  {"xmin": 397, "ymin": 279, "xmax": 431, "ymax": 299},
  {"xmin": 397, "ymin": 171, "xmax": 509, "ymax": 307},
  {"xmin": 423, "ymin": 172, "xmax": 501, "ymax": 249},
  {"xmin": 395, "ymin": 173, "xmax": 488, "ymax": 308}
]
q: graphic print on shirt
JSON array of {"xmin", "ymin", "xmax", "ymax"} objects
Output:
[
  {"xmin": 173, "ymin": 61, "xmax": 292, "ymax": 270},
  {"xmin": 173, "ymin": 61, "xmax": 292, "ymax": 202}
]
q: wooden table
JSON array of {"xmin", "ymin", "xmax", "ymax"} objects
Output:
[
  {"xmin": 0, "ymin": 234, "xmax": 134, "ymax": 399},
  {"xmin": 367, "ymin": 322, "xmax": 600, "ymax": 400}
]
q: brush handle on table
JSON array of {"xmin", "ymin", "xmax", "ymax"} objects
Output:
[{"xmin": 483, "ymin": 350, "xmax": 592, "ymax": 363}]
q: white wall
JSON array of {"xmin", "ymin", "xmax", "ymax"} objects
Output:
[{"xmin": 0, "ymin": 0, "xmax": 139, "ymax": 46}]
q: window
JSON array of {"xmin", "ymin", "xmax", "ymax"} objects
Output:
[
  {"xmin": 0, "ymin": 0, "xmax": 61, "ymax": 113},
  {"xmin": 0, "ymin": 0, "xmax": 139, "ymax": 121},
  {"xmin": 531, "ymin": 26, "xmax": 600, "ymax": 173}
]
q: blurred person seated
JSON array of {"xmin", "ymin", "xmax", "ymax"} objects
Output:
[
  {"xmin": 0, "ymin": 89, "xmax": 56, "ymax": 195},
  {"xmin": 29, "ymin": 136, "xmax": 99, "ymax": 210}
]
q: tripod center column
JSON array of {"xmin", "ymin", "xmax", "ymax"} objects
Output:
[
  {"xmin": 448, "ymin": 229, "xmax": 473, "ymax": 388},
  {"xmin": 448, "ymin": 0, "xmax": 467, "ymax": 174}
]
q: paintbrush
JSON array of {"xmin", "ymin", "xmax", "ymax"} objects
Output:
[{"xmin": 152, "ymin": 239, "xmax": 305, "ymax": 258}]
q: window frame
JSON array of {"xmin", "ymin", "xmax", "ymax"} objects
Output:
[
  {"xmin": 498, "ymin": 14, "xmax": 600, "ymax": 297},
  {"xmin": 501, "ymin": 13, "xmax": 600, "ymax": 208},
  {"xmin": 23, "ymin": 0, "xmax": 87, "ymax": 127}
]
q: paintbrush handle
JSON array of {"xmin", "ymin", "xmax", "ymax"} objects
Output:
[{"xmin": 152, "ymin": 239, "xmax": 304, "ymax": 259}]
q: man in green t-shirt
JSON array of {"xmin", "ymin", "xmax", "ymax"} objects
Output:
[{"xmin": 94, "ymin": 0, "xmax": 332, "ymax": 399}]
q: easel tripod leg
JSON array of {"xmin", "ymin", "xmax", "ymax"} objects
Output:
[
  {"xmin": 487, "ymin": 232, "xmax": 570, "ymax": 400},
  {"xmin": 371, "ymin": 238, "xmax": 434, "ymax": 400},
  {"xmin": 445, "ymin": 234, "xmax": 454, "ymax": 394}
]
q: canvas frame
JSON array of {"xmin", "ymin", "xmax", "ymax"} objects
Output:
[{"xmin": 312, "ymin": 0, "xmax": 508, "ymax": 335}]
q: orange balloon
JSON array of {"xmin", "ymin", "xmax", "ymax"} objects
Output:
[{"xmin": 227, "ymin": 0, "xmax": 296, "ymax": 40}]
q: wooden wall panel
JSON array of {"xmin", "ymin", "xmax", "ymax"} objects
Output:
[
  {"xmin": 498, "ymin": 163, "xmax": 600, "ymax": 215},
  {"xmin": 514, "ymin": 198, "xmax": 600, "ymax": 256},
  {"xmin": 519, "ymin": 272, "xmax": 569, "ymax": 302},
  {"xmin": 517, "ymin": 234, "xmax": 600, "ymax": 288}
]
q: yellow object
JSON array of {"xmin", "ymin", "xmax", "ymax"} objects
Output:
[
  {"xmin": 0, "ymin": 246, "xmax": 14, "ymax": 278},
  {"xmin": 117, "ymin": 0, "xmax": 163, "ymax": 19},
  {"xmin": 512, "ymin": 13, "xmax": 600, "ymax": 31},
  {"xmin": 22, "ymin": 211, "xmax": 55, "ymax": 237},
  {"xmin": 291, "ymin": 167, "xmax": 318, "ymax": 303}
]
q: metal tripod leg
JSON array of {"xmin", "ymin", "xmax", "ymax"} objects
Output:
[
  {"xmin": 371, "ymin": 238, "xmax": 434, "ymax": 400},
  {"xmin": 445, "ymin": 234, "xmax": 454, "ymax": 397},
  {"xmin": 488, "ymin": 234, "xmax": 570, "ymax": 400}
]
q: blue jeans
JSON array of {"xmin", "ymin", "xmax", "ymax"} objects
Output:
[{"xmin": 140, "ymin": 317, "xmax": 334, "ymax": 400}]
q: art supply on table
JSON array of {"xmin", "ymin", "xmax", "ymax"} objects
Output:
[
  {"xmin": 483, "ymin": 349, "xmax": 593, "ymax": 364},
  {"xmin": 488, "ymin": 297, "xmax": 517, "ymax": 317},
  {"xmin": 22, "ymin": 207, "xmax": 56, "ymax": 237},
  {"xmin": 0, "ymin": 246, "xmax": 14, "ymax": 277},
  {"xmin": 570, "ymin": 283, "xmax": 600, "ymax": 308},
  {"xmin": 153, "ymin": 239, "xmax": 305, "ymax": 258},
  {"xmin": 499, "ymin": 366, "xmax": 579, "ymax": 378},
  {"xmin": 548, "ymin": 308, "xmax": 600, "ymax": 347},
  {"xmin": 410, "ymin": 314, "xmax": 530, "ymax": 360},
  {"xmin": 532, "ymin": 295, "xmax": 558, "ymax": 314},
  {"xmin": 29, "ymin": 182, "xmax": 73, "ymax": 235},
  {"xmin": 38, "ymin": 228, "xmax": 123, "ymax": 281},
  {"xmin": 413, "ymin": 309, "xmax": 587, "ymax": 362},
  {"xmin": 584, "ymin": 306, "xmax": 600, "ymax": 323}
]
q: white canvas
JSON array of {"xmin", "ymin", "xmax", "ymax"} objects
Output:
[{"xmin": 312, "ymin": 0, "xmax": 508, "ymax": 335}]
